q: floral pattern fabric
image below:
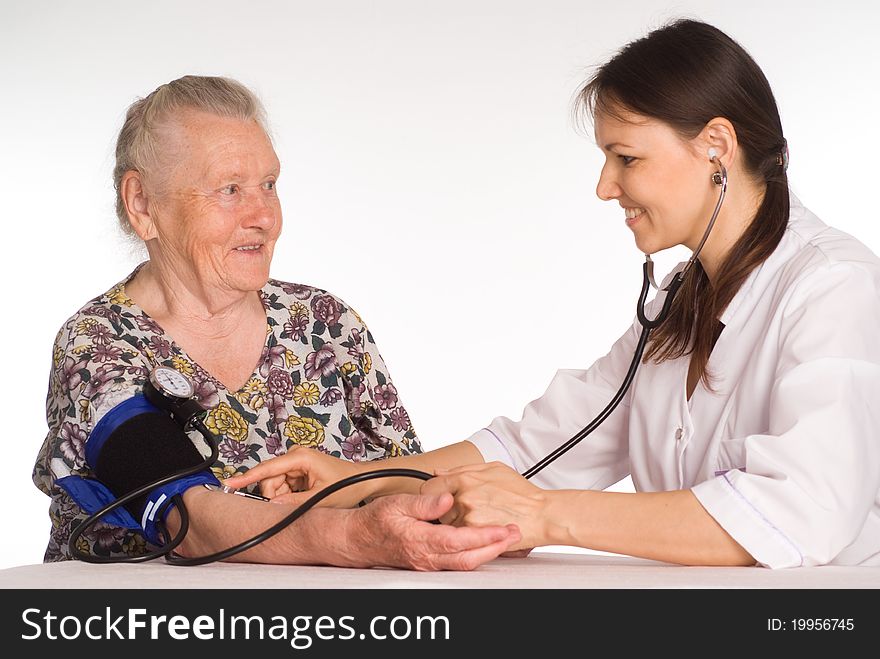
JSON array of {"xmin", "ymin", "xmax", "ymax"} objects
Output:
[{"xmin": 33, "ymin": 266, "xmax": 422, "ymax": 562}]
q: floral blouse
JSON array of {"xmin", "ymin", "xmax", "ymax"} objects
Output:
[{"xmin": 33, "ymin": 266, "xmax": 422, "ymax": 562}]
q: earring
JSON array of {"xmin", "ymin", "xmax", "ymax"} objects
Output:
[{"xmin": 712, "ymin": 171, "xmax": 724, "ymax": 186}]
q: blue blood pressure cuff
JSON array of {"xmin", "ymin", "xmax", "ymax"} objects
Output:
[
  {"xmin": 57, "ymin": 395, "xmax": 219, "ymax": 545},
  {"xmin": 136, "ymin": 473, "xmax": 219, "ymax": 544}
]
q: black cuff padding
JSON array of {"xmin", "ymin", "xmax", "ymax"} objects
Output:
[{"xmin": 93, "ymin": 411, "xmax": 208, "ymax": 518}]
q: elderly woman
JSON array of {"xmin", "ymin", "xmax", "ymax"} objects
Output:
[{"xmin": 32, "ymin": 75, "xmax": 520, "ymax": 569}]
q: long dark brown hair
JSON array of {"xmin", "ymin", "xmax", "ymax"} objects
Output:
[{"xmin": 577, "ymin": 19, "xmax": 789, "ymax": 388}]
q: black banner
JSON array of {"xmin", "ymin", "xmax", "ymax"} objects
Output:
[{"xmin": 1, "ymin": 588, "xmax": 875, "ymax": 655}]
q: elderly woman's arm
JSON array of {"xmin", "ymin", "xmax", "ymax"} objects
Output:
[{"xmin": 164, "ymin": 486, "xmax": 521, "ymax": 570}]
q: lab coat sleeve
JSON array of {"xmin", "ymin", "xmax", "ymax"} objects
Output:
[
  {"xmin": 692, "ymin": 262, "xmax": 880, "ymax": 568},
  {"xmin": 467, "ymin": 318, "xmax": 642, "ymax": 491}
]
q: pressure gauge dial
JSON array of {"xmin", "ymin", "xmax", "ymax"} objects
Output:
[{"xmin": 148, "ymin": 366, "xmax": 195, "ymax": 401}]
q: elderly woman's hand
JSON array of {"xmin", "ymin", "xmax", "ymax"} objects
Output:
[{"xmin": 345, "ymin": 492, "xmax": 522, "ymax": 571}]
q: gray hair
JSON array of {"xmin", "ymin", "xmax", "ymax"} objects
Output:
[{"xmin": 113, "ymin": 75, "xmax": 270, "ymax": 235}]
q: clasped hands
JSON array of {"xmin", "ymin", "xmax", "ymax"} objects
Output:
[{"xmin": 224, "ymin": 447, "xmax": 548, "ymax": 554}]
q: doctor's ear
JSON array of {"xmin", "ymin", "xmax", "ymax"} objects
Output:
[
  {"xmin": 698, "ymin": 118, "xmax": 737, "ymax": 166},
  {"xmin": 120, "ymin": 170, "xmax": 158, "ymax": 242}
]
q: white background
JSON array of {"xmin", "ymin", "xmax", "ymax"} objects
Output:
[{"xmin": 2, "ymin": 0, "xmax": 878, "ymax": 571}]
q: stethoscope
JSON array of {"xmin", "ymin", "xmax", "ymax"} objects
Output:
[{"xmin": 70, "ymin": 153, "xmax": 727, "ymax": 565}]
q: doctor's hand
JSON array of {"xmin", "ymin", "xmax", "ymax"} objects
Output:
[
  {"xmin": 223, "ymin": 446, "xmax": 370, "ymax": 509},
  {"xmin": 421, "ymin": 462, "xmax": 550, "ymax": 552}
]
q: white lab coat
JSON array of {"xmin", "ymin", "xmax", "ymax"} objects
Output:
[{"xmin": 469, "ymin": 195, "xmax": 880, "ymax": 568}]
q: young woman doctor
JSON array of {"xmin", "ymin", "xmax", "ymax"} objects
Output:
[{"xmin": 226, "ymin": 19, "xmax": 880, "ymax": 569}]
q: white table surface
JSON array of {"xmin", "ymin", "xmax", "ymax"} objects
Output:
[{"xmin": 2, "ymin": 552, "xmax": 877, "ymax": 589}]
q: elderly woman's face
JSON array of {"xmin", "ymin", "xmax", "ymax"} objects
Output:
[{"xmin": 148, "ymin": 110, "xmax": 282, "ymax": 294}]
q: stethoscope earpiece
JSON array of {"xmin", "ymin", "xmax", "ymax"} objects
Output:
[{"xmin": 708, "ymin": 149, "xmax": 724, "ymax": 186}]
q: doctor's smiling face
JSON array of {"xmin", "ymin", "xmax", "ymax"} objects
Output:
[{"xmin": 594, "ymin": 107, "xmax": 722, "ymax": 256}]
